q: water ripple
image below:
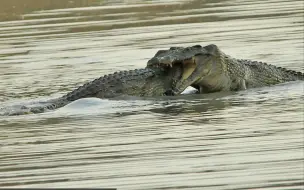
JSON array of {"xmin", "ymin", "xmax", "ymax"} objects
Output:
[{"xmin": 0, "ymin": 0, "xmax": 303, "ymax": 189}]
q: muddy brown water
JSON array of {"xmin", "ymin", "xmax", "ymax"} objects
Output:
[{"xmin": 0, "ymin": 0, "xmax": 303, "ymax": 189}]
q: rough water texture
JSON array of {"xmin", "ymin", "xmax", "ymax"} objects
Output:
[{"xmin": 0, "ymin": 0, "xmax": 303, "ymax": 189}]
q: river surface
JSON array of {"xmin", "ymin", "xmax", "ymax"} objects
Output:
[{"xmin": 0, "ymin": 0, "xmax": 303, "ymax": 189}]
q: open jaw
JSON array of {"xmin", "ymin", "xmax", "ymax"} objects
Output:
[
  {"xmin": 152, "ymin": 51, "xmax": 216, "ymax": 96},
  {"xmin": 150, "ymin": 56, "xmax": 204, "ymax": 95},
  {"xmin": 146, "ymin": 44, "xmax": 215, "ymax": 95}
]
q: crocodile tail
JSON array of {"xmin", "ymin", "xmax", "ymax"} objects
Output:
[
  {"xmin": 286, "ymin": 70, "xmax": 304, "ymax": 80},
  {"xmin": 27, "ymin": 97, "xmax": 70, "ymax": 114},
  {"xmin": 6, "ymin": 97, "xmax": 70, "ymax": 116},
  {"xmin": 276, "ymin": 66, "xmax": 304, "ymax": 80}
]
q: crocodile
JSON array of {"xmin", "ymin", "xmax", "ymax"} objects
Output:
[
  {"xmin": 147, "ymin": 44, "xmax": 304, "ymax": 94},
  {"xmin": 1, "ymin": 65, "xmax": 184, "ymax": 115}
]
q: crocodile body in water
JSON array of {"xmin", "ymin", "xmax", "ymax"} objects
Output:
[
  {"xmin": 1, "ymin": 66, "xmax": 183, "ymax": 115},
  {"xmin": 147, "ymin": 44, "xmax": 304, "ymax": 94},
  {"xmin": 3, "ymin": 44, "xmax": 303, "ymax": 115}
]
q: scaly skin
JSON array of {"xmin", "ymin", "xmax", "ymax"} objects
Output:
[
  {"xmin": 147, "ymin": 45, "xmax": 207, "ymax": 68},
  {"xmin": 147, "ymin": 44, "xmax": 304, "ymax": 94},
  {"xmin": 3, "ymin": 67, "xmax": 182, "ymax": 115}
]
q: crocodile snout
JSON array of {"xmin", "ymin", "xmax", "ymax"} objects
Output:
[{"xmin": 147, "ymin": 57, "xmax": 159, "ymax": 66}]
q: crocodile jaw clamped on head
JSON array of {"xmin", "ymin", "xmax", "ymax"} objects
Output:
[
  {"xmin": 146, "ymin": 44, "xmax": 304, "ymax": 95},
  {"xmin": 147, "ymin": 44, "xmax": 245, "ymax": 94},
  {"xmin": 146, "ymin": 44, "xmax": 210, "ymax": 94}
]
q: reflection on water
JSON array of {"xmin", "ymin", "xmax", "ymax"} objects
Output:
[{"xmin": 0, "ymin": 0, "xmax": 303, "ymax": 189}]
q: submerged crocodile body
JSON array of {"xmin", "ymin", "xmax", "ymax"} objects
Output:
[
  {"xmin": 2, "ymin": 67, "xmax": 183, "ymax": 115},
  {"xmin": 147, "ymin": 44, "xmax": 304, "ymax": 94}
]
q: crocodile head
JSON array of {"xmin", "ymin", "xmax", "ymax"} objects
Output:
[{"xmin": 147, "ymin": 44, "xmax": 220, "ymax": 94}]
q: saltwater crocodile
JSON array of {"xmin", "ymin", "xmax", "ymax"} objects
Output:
[
  {"xmin": 147, "ymin": 44, "xmax": 304, "ymax": 94},
  {"xmin": 1, "ymin": 65, "xmax": 184, "ymax": 115},
  {"xmin": 3, "ymin": 44, "xmax": 303, "ymax": 115}
]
